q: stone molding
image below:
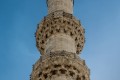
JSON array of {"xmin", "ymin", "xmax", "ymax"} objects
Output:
[
  {"xmin": 31, "ymin": 51, "xmax": 90, "ymax": 80},
  {"xmin": 36, "ymin": 11, "xmax": 85, "ymax": 55}
]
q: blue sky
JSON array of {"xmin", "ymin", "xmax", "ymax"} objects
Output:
[{"xmin": 0, "ymin": 0, "xmax": 120, "ymax": 80}]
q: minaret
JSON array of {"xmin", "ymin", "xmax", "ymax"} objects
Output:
[{"xmin": 30, "ymin": 0, "xmax": 90, "ymax": 80}]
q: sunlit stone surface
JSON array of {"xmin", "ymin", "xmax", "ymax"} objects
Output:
[{"xmin": 30, "ymin": 0, "xmax": 90, "ymax": 80}]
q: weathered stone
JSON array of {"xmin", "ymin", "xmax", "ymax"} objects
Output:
[
  {"xmin": 36, "ymin": 11, "xmax": 85, "ymax": 55},
  {"xmin": 30, "ymin": 0, "xmax": 90, "ymax": 80},
  {"xmin": 31, "ymin": 51, "xmax": 90, "ymax": 80},
  {"xmin": 47, "ymin": 0, "xmax": 73, "ymax": 14}
]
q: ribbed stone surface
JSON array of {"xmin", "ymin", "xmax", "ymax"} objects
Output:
[
  {"xmin": 51, "ymin": 75, "xmax": 72, "ymax": 80},
  {"xmin": 47, "ymin": 0, "xmax": 73, "ymax": 14},
  {"xmin": 46, "ymin": 33, "xmax": 76, "ymax": 54}
]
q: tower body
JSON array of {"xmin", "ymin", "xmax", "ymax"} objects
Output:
[
  {"xmin": 47, "ymin": 0, "xmax": 73, "ymax": 14},
  {"xmin": 31, "ymin": 0, "xmax": 90, "ymax": 80}
]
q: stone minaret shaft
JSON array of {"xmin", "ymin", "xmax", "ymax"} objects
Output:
[{"xmin": 31, "ymin": 0, "xmax": 90, "ymax": 80}]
